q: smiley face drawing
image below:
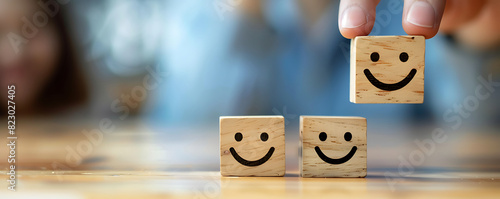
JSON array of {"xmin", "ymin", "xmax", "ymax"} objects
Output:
[
  {"xmin": 363, "ymin": 51, "xmax": 417, "ymax": 91},
  {"xmin": 300, "ymin": 116, "xmax": 366, "ymax": 178},
  {"xmin": 314, "ymin": 132, "xmax": 357, "ymax": 165},
  {"xmin": 350, "ymin": 36, "xmax": 425, "ymax": 104},
  {"xmin": 220, "ymin": 116, "xmax": 285, "ymax": 177},
  {"xmin": 229, "ymin": 132, "xmax": 274, "ymax": 167}
]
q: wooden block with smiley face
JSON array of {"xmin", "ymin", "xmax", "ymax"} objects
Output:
[
  {"xmin": 350, "ymin": 36, "xmax": 425, "ymax": 103},
  {"xmin": 300, "ymin": 116, "xmax": 367, "ymax": 178},
  {"xmin": 220, "ymin": 116, "xmax": 285, "ymax": 177}
]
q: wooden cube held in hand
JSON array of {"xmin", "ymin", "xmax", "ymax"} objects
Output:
[
  {"xmin": 300, "ymin": 116, "xmax": 367, "ymax": 178},
  {"xmin": 220, "ymin": 116, "xmax": 285, "ymax": 177},
  {"xmin": 350, "ymin": 36, "xmax": 425, "ymax": 103}
]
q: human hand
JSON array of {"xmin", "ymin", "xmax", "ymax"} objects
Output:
[
  {"xmin": 338, "ymin": 0, "xmax": 446, "ymax": 39},
  {"xmin": 339, "ymin": 0, "xmax": 500, "ymax": 49}
]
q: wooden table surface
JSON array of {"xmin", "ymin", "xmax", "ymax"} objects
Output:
[
  {"xmin": 1, "ymin": 121, "xmax": 499, "ymax": 198},
  {"xmin": 1, "ymin": 169, "xmax": 499, "ymax": 198}
]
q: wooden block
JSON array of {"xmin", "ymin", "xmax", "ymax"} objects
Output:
[
  {"xmin": 350, "ymin": 35, "xmax": 425, "ymax": 103},
  {"xmin": 220, "ymin": 116, "xmax": 285, "ymax": 177},
  {"xmin": 300, "ymin": 116, "xmax": 367, "ymax": 178}
]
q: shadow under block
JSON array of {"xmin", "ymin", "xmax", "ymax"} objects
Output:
[
  {"xmin": 220, "ymin": 116, "xmax": 285, "ymax": 177},
  {"xmin": 300, "ymin": 116, "xmax": 367, "ymax": 178},
  {"xmin": 350, "ymin": 35, "xmax": 425, "ymax": 104}
]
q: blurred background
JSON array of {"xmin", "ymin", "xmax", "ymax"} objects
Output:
[{"xmin": 0, "ymin": 0, "xmax": 499, "ymax": 175}]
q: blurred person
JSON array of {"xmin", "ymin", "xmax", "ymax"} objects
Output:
[
  {"xmin": 0, "ymin": 0, "xmax": 88, "ymax": 117},
  {"xmin": 149, "ymin": 0, "xmax": 500, "ymax": 128},
  {"xmin": 139, "ymin": 0, "xmax": 500, "ymax": 171}
]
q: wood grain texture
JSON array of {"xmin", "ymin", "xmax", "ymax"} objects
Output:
[
  {"xmin": 350, "ymin": 36, "xmax": 425, "ymax": 104},
  {"xmin": 2, "ymin": 170, "xmax": 500, "ymax": 198},
  {"xmin": 220, "ymin": 116, "xmax": 285, "ymax": 177},
  {"xmin": 300, "ymin": 116, "xmax": 367, "ymax": 178},
  {"xmin": 2, "ymin": 122, "xmax": 500, "ymax": 197}
]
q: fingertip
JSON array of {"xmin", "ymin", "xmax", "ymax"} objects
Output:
[
  {"xmin": 403, "ymin": 0, "xmax": 446, "ymax": 39},
  {"xmin": 339, "ymin": 22, "xmax": 375, "ymax": 39},
  {"xmin": 338, "ymin": 0, "xmax": 380, "ymax": 39},
  {"xmin": 403, "ymin": 21, "xmax": 439, "ymax": 39}
]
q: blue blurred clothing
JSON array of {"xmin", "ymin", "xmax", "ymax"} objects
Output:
[{"xmin": 145, "ymin": 0, "xmax": 497, "ymax": 128}]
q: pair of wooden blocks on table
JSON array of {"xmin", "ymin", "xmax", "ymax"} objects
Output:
[{"xmin": 220, "ymin": 116, "xmax": 366, "ymax": 178}]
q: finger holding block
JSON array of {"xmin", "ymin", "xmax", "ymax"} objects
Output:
[
  {"xmin": 300, "ymin": 116, "xmax": 367, "ymax": 178},
  {"xmin": 220, "ymin": 116, "xmax": 285, "ymax": 177},
  {"xmin": 350, "ymin": 36, "xmax": 425, "ymax": 104}
]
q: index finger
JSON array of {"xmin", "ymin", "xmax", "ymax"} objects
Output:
[{"xmin": 338, "ymin": 0, "xmax": 381, "ymax": 39}]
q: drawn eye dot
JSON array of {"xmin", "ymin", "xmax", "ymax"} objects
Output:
[
  {"xmin": 344, "ymin": 132, "xmax": 352, "ymax": 141},
  {"xmin": 235, "ymin": 132, "xmax": 243, "ymax": 142},
  {"xmin": 260, "ymin": 132, "xmax": 269, "ymax": 142},
  {"xmin": 370, "ymin": 52, "xmax": 380, "ymax": 62},
  {"xmin": 319, "ymin": 132, "xmax": 327, "ymax": 141},
  {"xmin": 400, "ymin": 52, "xmax": 409, "ymax": 62}
]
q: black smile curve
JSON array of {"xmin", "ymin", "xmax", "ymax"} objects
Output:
[
  {"xmin": 364, "ymin": 69, "xmax": 417, "ymax": 91},
  {"xmin": 230, "ymin": 147, "xmax": 275, "ymax": 167},
  {"xmin": 315, "ymin": 146, "xmax": 357, "ymax": 164}
]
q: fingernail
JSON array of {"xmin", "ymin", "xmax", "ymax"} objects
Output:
[
  {"xmin": 341, "ymin": 6, "xmax": 367, "ymax": 29},
  {"xmin": 406, "ymin": 1, "xmax": 435, "ymax": 28}
]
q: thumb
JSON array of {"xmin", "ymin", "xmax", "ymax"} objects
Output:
[{"xmin": 403, "ymin": 0, "xmax": 446, "ymax": 39}]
